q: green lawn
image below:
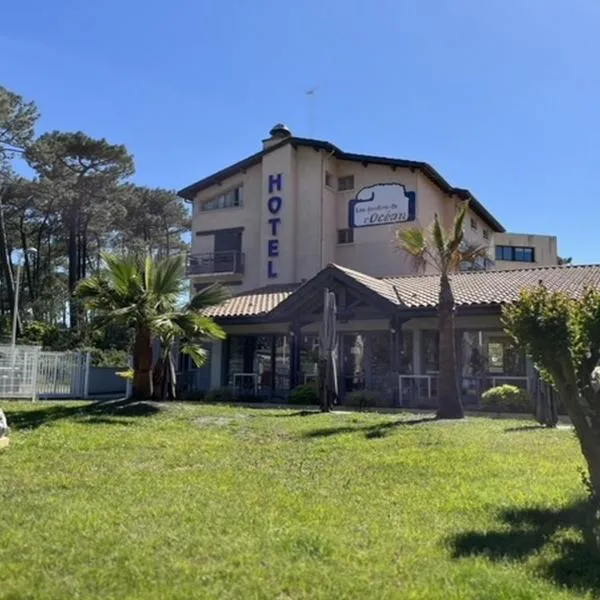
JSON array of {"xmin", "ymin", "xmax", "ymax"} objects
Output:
[{"xmin": 0, "ymin": 401, "xmax": 598, "ymax": 600}]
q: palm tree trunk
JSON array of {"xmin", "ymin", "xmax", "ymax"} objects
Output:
[
  {"xmin": 133, "ymin": 325, "xmax": 153, "ymax": 399},
  {"xmin": 437, "ymin": 273, "xmax": 464, "ymax": 419}
]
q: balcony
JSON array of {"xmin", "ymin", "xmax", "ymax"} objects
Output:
[{"xmin": 186, "ymin": 251, "xmax": 245, "ymax": 277}]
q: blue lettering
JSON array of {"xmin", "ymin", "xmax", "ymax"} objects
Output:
[
  {"xmin": 268, "ymin": 196, "xmax": 282, "ymax": 214},
  {"xmin": 268, "ymin": 173, "xmax": 282, "ymax": 194},
  {"xmin": 268, "ymin": 239, "xmax": 279, "ymax": 257},
  {"xmin": 268, "ymin": 260, "xmax": 278, "ymax": 278},
  {"xmin": 268, "ymin": 217, "xmax": 281, "ymax": 236}
]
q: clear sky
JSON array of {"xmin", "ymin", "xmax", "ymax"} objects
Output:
[{"xmin": 2, "ymin": 0, "xmax": 599, "ymax": 263}]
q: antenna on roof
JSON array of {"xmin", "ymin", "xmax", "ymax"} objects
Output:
[{"xmin": 305, "ymin": 86, "xmax": 317, "ymax": 136}]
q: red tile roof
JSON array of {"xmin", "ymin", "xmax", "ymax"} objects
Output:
[
  {"xmin": 383, "ymin": 264, "xmax": 600, "ymax": 308},
  {"xmin": 204, "ymin": 264, "xmax": 600, "ymax": 319},
  {"xmin": 203, "ymin": 284, "xmax": 298, "ymax": 318}
]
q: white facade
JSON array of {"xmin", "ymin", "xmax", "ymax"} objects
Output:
[{"xmin": 180, "ymin": 125, "xmax": 556, "ymax": 292}]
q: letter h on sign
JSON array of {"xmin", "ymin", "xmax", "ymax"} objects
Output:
[{"xmin": 268, "ymin": 173, "xmax": 282, "ymax": 194}]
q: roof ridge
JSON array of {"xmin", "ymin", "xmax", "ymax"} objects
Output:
[{"xmin": 382, "ymin": 263, "xmax": 600, "ymax": 282}]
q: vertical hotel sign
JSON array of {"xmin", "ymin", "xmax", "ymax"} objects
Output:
[{"xmin": 267, "ymin": 173, "xmax": 282, "ymax": 278}]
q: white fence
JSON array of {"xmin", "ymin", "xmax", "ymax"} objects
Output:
[
  {"xmin": 0, "ymin": 346, "xmax": 128, "ymax": 401},
  {"xmin": 0, "ymin": 345, "xmax": 41, "ymax": 400},
  {"xmin": 36, "ymin": 351, "xmax": 88, "ymax": 399}
]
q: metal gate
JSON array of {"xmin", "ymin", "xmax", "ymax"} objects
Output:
[
  {"xmin": 0, "ymin": 346, "xmax": 88, "ymax": 400},
  {"xmin": 0, "ymin": 345, "xmax": 41, "ymax": 400},
  {"xmin": 36, "ymin": 351, "xmax": 87, "ymax": 399}
]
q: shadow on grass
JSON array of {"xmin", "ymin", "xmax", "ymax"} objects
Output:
[
  {"xmin": 504, "ymin": 424, "xmax": 549, "ymax": 433},
  {"xmin": 268, "ymin": 410, "xmax": 322, "ymax": 418},
  {"xmin": 450, "ymin": 500, "xmax": 600, "ymax": 594},
  {"xmin": 303, "ymin": 416, "xmax": 437, "ymax": 440},
  {"xmin": 5, "ymin": 398, "xmax": 161, "ymax": 431}
]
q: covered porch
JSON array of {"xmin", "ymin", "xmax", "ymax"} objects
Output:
[{"xmin": 210, "ymin": 265, "xmax": 532, "ymax": 407}]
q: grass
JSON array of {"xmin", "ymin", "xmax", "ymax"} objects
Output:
[{"xmin": 0, "ymin": 400, "xmax": 598, "ymax": 599}]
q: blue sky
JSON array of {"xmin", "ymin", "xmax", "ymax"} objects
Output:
[{"xmin": 2, "ymin": 0, "xmax": 599, "ymax": 263}]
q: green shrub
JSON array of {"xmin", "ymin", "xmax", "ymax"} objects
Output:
[
  {"xmin": 289, "ymin": 383, "xmax": 319, "ymax": 405},
  {"xmin": 481, "ymin": 385, "xmax": 531, "ymax": 413},
  {"xmin": 346, "ymin": 390, "xmax": 380, "ymax": 410},
  {"xmin": 88, "ymin": 348, "xmax": 130, "ymax": 368}
]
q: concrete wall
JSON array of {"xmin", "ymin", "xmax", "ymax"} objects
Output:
[
  {"xmin": 494, "ymin": 232, "xmax": 558, "ymax": 270},
  {"xmin": 87, "ymin": 367, "xmax": 127, "ymax": 396}
]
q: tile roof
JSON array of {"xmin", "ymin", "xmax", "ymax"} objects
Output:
[
  {"xmin": 203, "ymin": 284, "xmax": 298, "ymax": 318},
  {"xmin": 204, "ymin": 264, "xmax": 600, "ymax": 319},
  {"xmin": 381, "ymin": 264, "xmax": 600, "ymax": 308}
]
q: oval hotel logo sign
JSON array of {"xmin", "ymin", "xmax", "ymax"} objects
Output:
[{"xmin": 348, "ymin": 183, "xmax": 416, "ymax": 228}]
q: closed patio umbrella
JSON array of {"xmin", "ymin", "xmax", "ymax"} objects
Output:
[{"xmin": 318, "ymin": 288, "xmax": 338, "ymax": 412}]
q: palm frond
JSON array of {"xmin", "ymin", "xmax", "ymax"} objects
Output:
[
  {"xmin": 180, "ymin": 343, "xmax": 209, "ymax": 368},
  {"xmin": 155, "ymin": 311, "xmax": 226, "ymax": 341},
  {"xmin": 396, "ymin": 227, "xmax": 428, "ymax": 273},
  {"xmin": 152, "ymin": 255, "xmax": 185, "ymax": 299},
  {"xmin": 431, "ymin": 213, "xmax": 446, "ymax": 258},
  {"xmin": 143, "ymin": 254, "xmax": 153, "ymax": 295},
  {"xmin": 188, "ymin": 283, "xmax": 230, "ymax": 312},
  {"xmin": 452, "ymin": 203, "xmax": 468, "ymax": 243},
  {"xmin": 453, "ymin": 243, "xmax": 490, "ymax": 271},
  {"xmin": 76, "ymin": 276, "xmax": 119, "ymax": 311},
  {"xmin": 103, "ymin": 253, "xmax": 142, "ymax": 298}
]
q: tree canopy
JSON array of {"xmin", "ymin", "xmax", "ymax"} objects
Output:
[{"xmin": 0, "ymin": 84, "xmax": 190, "ymax": 343}]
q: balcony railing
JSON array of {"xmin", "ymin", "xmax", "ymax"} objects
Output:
[{"xmin": 186, "ymin": 251, "xmax": 245, "ymax": 276}]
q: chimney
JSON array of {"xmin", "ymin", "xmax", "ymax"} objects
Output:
[{"xmin": 262, "ymin": 123, "xmax": 292, "ymax": 149}]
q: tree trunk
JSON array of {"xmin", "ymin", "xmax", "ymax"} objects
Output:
[
  {"xmin": 0, "ymin": 188, "xmax": 20, "ymax": 336},
  {"xmin": 437, "ymin": 273, "xmax": 464, "ymax": 419},
  {"xmin": 167, "ymin": 353, "xmax": 176, "ymax": 400},
  {"xmin": 560, "ymin": 385, "xmax": 600, "ymax": 496},
  {"xmin": 67, "ymin": 208, "xmax": 78, "ymax": 328},
  {"xmin": 132, "ymin": 325, "xmax": 153, "ymax": 399}
]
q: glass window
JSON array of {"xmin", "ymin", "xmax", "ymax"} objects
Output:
[
  {"xmin": 300, "ymin": 335, "xmax": 319, "ymax": 384},
  {"xmin": 325, "ymin": 171, "xmax": 334, "ymax": 187},
  {"xmin": 254, "ymin": 336, "xmax": 273, "ymax": 392},
  {"xmin": 273, "ymin": 335, "xmax": 290, "ymax": 395},
  {"xmin": 482, "ymin": 229, "xmax": 489, "ymax": 240},
  {"xmin": 514, "ymin": 247, "xmax": 534, "ymax": 262},
  {"xmin": 495, "ymin": 245, "xmax": 535, "ymax": 262},
  {"xmin": 341, "ymin": 333, "xmax": 365, "ymax": 391},
  {"xmin": 484, "ymin": 335, "xmax": 526, "ymax": 376},
  {"xmin": 487, "ymin": 342, "xmax": 504, "ymax": 373},
  {"xmin": 470, "ymin": 217, "xmax": 477, "ymax": 230},
  {"xmin": 338, "ymin": 175, "xmax": 355, "ymax": 191},
  {"xmin": 227, "ymin": 336, "xmax": 245, "ymax": 384},
  {"xmin": 337, "ymin": 228, "xmax": 354, "ymax": 244},
  {"xmin": 201, "ymin": 185, "xmax": 243, "ymax": 212},
  {"xmin": 399, "ymin": 330, "xmax": 413, "ymax": 374},
  {"xmin": 421, "ymin": 331, "xmax": 439, "ymax": 373}
]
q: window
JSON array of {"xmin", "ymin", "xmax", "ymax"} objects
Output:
[
  {"xmin": 325, "ymin": 171, "xmax": 334, "ymax": 187},
  {"xmin": 338, "ymin": 175, "xmax": 355, "ymax": 191},
  {"xmin": 482, "ymin": 228, "xmax": 489, "ymax": 240},
  {"xmin": 470, "ymin": 217, "xmax": 477, "ymax": 230},
  {"xmin": 337, "ymin": 228, "xmax": 354, "ymax": 244},
  {"xmin": 201, "ymin": 185, "xmax": 243, "ymax": 212},
  {"xmin": 421, "ymin": 331, "xmax": 439, "ymax": 373},
  {"xmin": 495, "ymin": 245, "xmax": 535, "ymax": 262},
  {"xmin": 514, "ymin": 247, "xmax": 534, "ymax": 262}
]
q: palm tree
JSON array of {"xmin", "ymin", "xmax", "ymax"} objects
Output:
[
  {"xmin": 396, "ymin": 204, "xmax": 488, "ymax": 419},
  {"xmin": 76, "ymin": 253, "xmax": 228, "ymax": 399}
]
